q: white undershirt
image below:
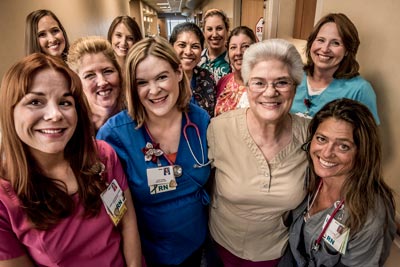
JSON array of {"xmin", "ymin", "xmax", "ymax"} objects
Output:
[{"xmin": 307, "ymin": 76, "xmax": 327, "ymax": 96}]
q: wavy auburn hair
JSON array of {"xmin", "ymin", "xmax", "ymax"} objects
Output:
[{"xmin": 0, "ymin": 53, "xmax": 106, "ymax": 229}]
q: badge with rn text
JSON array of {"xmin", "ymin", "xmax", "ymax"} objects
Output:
[
  {"xmin": 147, "ymin": 166, "xmax": 177, "ymax": 194},
  {"xmin": 100, "ymin": 179, "xmax": 127, "ymax": 226}
]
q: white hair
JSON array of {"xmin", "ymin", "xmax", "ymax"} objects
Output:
[{"xmin": 241, "ymin": 39, "xmax": 304, "ymax": 85}]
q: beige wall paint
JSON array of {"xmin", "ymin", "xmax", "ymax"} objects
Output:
[
  {"xmin": 276, "ymin": 0, "xmax": 297, "ymax": 39},
  {"xmin": 1, "ymin": 0, "xmax": 398, "ymax": 215},
  {"xmin": 317, "ymin": 0, "xmax": 400, "ymax": 217},
  {"xmin": 275, "ymin": 0, "xmax": 400, "ymax": 215},
  {"xmin": 263, "ymin": 0, "xmax": 400, "ymax": 225},
  {"xmin": 201, "ymin": 0, "xmax": 234, "ymax": 29},
  {"xmin": 0, "ymin": 0, "xmax": 130, "ymax": 78}
]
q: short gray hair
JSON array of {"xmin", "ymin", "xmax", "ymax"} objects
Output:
[{"xmin": 241, "ymin": 39, "xmax": 303, "ymax": 85}]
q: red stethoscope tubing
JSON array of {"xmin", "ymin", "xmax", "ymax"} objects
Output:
[
  {"xmin": 313, "ymin": 198, "xmax": 345, "ymax": 250},
  {"xmin": 145, "ymin": 112, "xmax": 210, "ymax": 168}
]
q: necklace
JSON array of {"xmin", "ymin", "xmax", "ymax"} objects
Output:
[{"xmin": 304, "ymin": 180, "xmax": 346, "ymax": 252}]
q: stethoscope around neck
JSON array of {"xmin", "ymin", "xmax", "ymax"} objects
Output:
[
  {"xmin": 182, "ymin": 112, "xmax": 213, "ymax": 168},
  {"xmin": 144, "ymin": 112, "xmax": 212, "ymax": 170}
]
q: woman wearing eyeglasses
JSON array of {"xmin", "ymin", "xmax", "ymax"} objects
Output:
[{"xmin": 207, "ymin": 39, "xmax": 310, "ymax": 266}]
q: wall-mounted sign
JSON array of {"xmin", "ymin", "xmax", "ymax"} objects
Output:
[{"xmin": 255, "ymin": 17, "xmax": 264, "ymax": 42}]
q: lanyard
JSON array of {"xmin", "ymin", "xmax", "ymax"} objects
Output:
[
  {"xmin": 312, "ymin": 199, "xmax": 345, "ymax": 251},
  {"xmin": 307, "ymin": 180, "xmax": 345, "ymax": 252}
]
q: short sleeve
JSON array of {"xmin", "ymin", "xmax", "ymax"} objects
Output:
[
  {"xmin": 0, "ymin": 191, "xmax": 26, "ymax": 260},
  {"xmin": 96, "ymin": 140, "xmax": 128, "ymax": 192},
  {"xmin": 354, "ymin": 80, "xmax": 380, "ymax": 125},
  {"xmin": 207, "ymin": 120, "xmax": 215, "ymax": 167}
]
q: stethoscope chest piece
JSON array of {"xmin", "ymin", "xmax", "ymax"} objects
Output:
[
  {"xmin": 173, "ymin": 165, "xmax": 183, "ymax": 178},
  {"xmin": 312, "ymin": 242, "xmax": 320, "ymax": 252}
]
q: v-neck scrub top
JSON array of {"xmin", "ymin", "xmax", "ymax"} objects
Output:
[{"xmin": 97, "ymin": 104, "xmax": 211, "ymax": 266}]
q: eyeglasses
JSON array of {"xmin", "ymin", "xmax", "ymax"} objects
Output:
[{"xmin": 248, "ymin": 78, "xmax": 295, "ymax": 93}]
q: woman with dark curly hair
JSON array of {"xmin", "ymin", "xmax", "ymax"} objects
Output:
[{"xmin": 170, "ymin": 22, "xmax": 217, "ymax": 117}]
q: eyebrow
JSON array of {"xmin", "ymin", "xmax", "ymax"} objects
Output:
[
  {"xmin": 335, "ymin": 138, "xmax": 354, "ymax": 144},
  {"xmin": 177, "ymin": 40, "xmax": 200, "ymax": 45},
  {"xmin": 316, "ymin": 133, "xmax": 354, "ymax": 144},
  {"xmin": 27, "ymin": 91, "xmax": 73, "ymax": 97},
  {"xmin": 136, "ymin": 70, "xmax": 169, "ymax": 81},
  {"xmin": 250, "ymin": 75, "xmax": 291, "ymax": 80}
]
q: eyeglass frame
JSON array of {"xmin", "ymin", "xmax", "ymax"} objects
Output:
[{"xmin": 247, "ymin": 78, "xmax": 296, "ymax": 93}]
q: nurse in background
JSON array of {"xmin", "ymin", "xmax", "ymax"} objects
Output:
[
  {"xmin": 67, "ymin": 36, "xmax": 125, "ymax": 131},
  {"xmin": 97, "ymin": 37, "xmax": 211, "ymax": 267},
  {"xmin": 198, "ymin": 9, "xmax": 230, "ymax": 84},
  {"xmin": 25, "ymin": 9, "xmax": 69, "ymax": 60},
  {"xmin": 282, "ymin": 98, "xmax": 395, "ymax": 267},
  {"xmin": 214, "ymin": 26, "xmax": 257, "ymax": 116},
  {"xmin": 170, "ymin": 22, "xmax": 216, "ymax": 117},
  {"xmin": 108, "ymin": 15, "xmax": 143, "ymax": 72},
  {"xmin": 290, "ymin": 13, "xmax": 380, "ymax": 124}
]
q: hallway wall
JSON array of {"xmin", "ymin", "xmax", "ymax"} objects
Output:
[
  {"xmin": 0, "ymin": 0, "xmax": 129, "ymax": 77},
  {"xmin": 0, "ymin": 0, "xmax": 398, "ymax": 219},
  {"xmin": 315, "ymin": 0, "xmax": 400, "ymax": 220}
]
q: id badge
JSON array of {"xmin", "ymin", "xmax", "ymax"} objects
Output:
[
  {"xmin": 147, "ymin": 166, "xmax": 177, "ymax": 194},
  {"xmin": 322, "ymin": 215, "xmax": 350, "ymax": 254},
  {"xmin": 100, "ymin": 179, "xmax": 127, "ymax": 226}
]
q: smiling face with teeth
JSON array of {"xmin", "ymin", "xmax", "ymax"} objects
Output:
[
  {"xmin": 247, "ymin": 59, "xmax": 296, "ymax": 124},
  {"xmin": 37, "ymin": 15, "xmax": 66, "ymax": 58},
  {"xmin": 111, "ymin": 23, "xmax": 135, "ymax": 58},
  {"xmin": 310, "ymin": 22, "xmax": 347, "ymax": 76},
  {"xmin": 310, "ymin": 117, "xmax": 356, "ymax": 183},
  {"xmin": 136, "ymin": 55, "xmax": 183, "ymax": 121},
  {"xmin": 78, "ymin": 52, "xmax": 121, "ymax": 112},
  {"xmin": 172, "ymin": 31, "xmax": 202, "ymax": 74},
  {"xmin": 228, "ymin": 33, "xmax": 254, "ymax": 73},
  {"xmin": 203, "ymin": 15, "xmax": 228, "ymax": 55},
  {"xmin": 13, "ymin": 68, "xmax": 77, "ymax": 158}
]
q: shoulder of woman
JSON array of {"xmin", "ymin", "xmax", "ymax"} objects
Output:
[
  {"xmin": 103, "ymin": 110, "xmax": 133, "ymax": 127},
  {"xmin": 291, "ymin": 114, "xmax": 311, "ymax": 142},
  {"xmin": 97, "ymin": 110, "xmax": 136, "ymax": 138},
  {"xmin": 209, "ymin": 108, "xmax": 245, "ymax": 129},
  {"xmin": 189, "ymin": 103, "xmax": 210, "ymax": 123},
  {"xmin": 336, "ymin": 75, "xmax": 373, "ymax": 90},
  {"xmin": 0, "ymin": 179, "xmax": 20, "ymax": 212},
  {"xmin": 353, "ymin": 196, "xmax": 396, "ymax": 237}
]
